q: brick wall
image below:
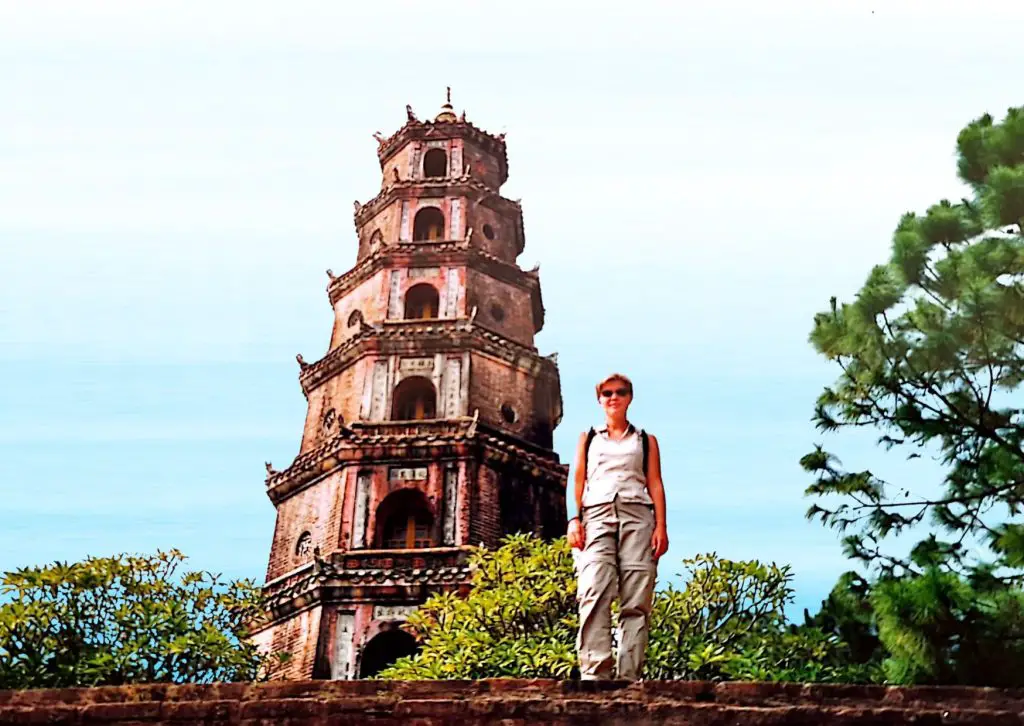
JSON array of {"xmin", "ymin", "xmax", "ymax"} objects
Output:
[
  {"xmin": 4, "ymin": 680, "xmax": 1022, "ymax": 725},
  {"xmin": 357, "ymin": 204, "xmax": 400, "ymax": 258},
  {"xmin": 329, "ymin": 271, "xmax": 390, "ymax": 348},
  {"xmin": 469, "ymin": 352, "xmax": 557, "ymax": 448},
  {"xmin": 300, "ymin": 358, "xmax": 369, "ymax": 452},
  {"xmin": 265, "ymin": 471, "xmax": 345, "ymax": 581},
  {"xmin": 248, "ymin": 607, "xmax": 322, "ymax": 681},
  {"xmin": 465, "ymin": 199, "xmax": 519, "ymax": 262},
  {"xmin": 465, "ymin": 269, "xmax": 535, "ymax": 345},
  {"xmin": 462, "ymin": 138, "xmax": 505, "ymax": 190},
  {"xmin": 379, "ymin": 144, "xmax": 414, "ymax": 190}
]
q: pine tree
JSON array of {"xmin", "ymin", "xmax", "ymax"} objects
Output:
[{"xmin": 803, "ymin": 106, "xmax": 1024, "ymax": 581}]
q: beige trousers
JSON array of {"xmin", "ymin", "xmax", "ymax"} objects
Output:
[{"xmin": 575, "ymin": 498, "xmax": 657, "ymax": 681}]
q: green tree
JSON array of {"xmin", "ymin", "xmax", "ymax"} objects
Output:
[
  {"xmin": 801, "ymin": 568, "xmax": 1024, "ymax": 686},
  {"xmin": 0, "ymin": 550, "xmax": 275, "ymax": 688},
  {"xmin": 800, "ymin": 105, "xmax": 1024, "ymax": 687},
  {"xmin": 802, "ymin": 105, "xmax": 1024, "ymax": 580},
  {"xmin": 379, "ymin": 536, "xmax": 868, "ymax": 682},
  {"xmin": 871, "ymin": 568, "xmax": 1024, "ymax": 686},
  {"xmin": 800, "ymin": 571, "xmax": 883, "ymax": 668}
]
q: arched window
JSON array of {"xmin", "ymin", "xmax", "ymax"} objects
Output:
[
  {"xmin": 359, "ymin": 629, "xmax": 419, "ymax": 678},
  {"xmin": 404, "ymin": 283, "xmax": 439, "ymax": 320},
  {"xmin": 375, "ymin": 489, "xmax": 434, "ymax": 549},
  {"xmin": 422, "ymin": 149, "xmax": 447, "ymax": 178},
  {"xmin": 412, "ymin": 207, "xmax": 445, "ymax": 241},
  {"xmin": 391, "ymin": 376, "xmax": 437, "ymax": 421},
  {"xmin": 369, "ymin": 229, "xmax": 384, "ymax": 250}
]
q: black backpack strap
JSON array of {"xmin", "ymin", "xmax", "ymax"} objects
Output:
[
  {"xmin": 640, "ymin": 429, "xmax": 650, "ymax": 477},
  {"xmin": 582, "ymin": 427, "xmax": 597, "ymax": 477}
]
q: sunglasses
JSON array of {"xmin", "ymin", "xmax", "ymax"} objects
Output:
[{"xmin": 600, "ymin": 388, "xmax": 630, "ymax": 398}]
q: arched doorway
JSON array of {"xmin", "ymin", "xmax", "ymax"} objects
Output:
[
  {"xmin": 391, "ymin": 376, "xmax": 437, "ymax": 420},
  {"xmin": 375, "ymin": 488, "xmax": 434, "ymax": 550},
  {"xmin": 359, "ymin": 629, "xmax": 419, "ymax": 678},
  {"xmin": 422, "ymin": 148, "xmax": 447, "ymax": 178},
  {"xmin": 412, "ymin": 207, "xmax": 445, "ymax": 241},
  {"xmin": 404, "ymin": 283, "xmax": 439, "ymax": 319}
]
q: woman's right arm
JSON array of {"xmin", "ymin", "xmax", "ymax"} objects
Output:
[
  {"xmin": 573, "ymin": 431, "xmax": 588, "ymax": 515},
  {"xmin": 567, "ymin": 432, "xmax": 588, "ymax": 549}
]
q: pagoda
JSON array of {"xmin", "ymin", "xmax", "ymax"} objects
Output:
[{"xmin": 252, "ymin": 91, "xmax": 567, "ymax": 680}]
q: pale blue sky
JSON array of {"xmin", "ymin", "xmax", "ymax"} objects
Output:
[{"xmin": 2, "ymin": 1, "xmax": 1021, "ymax": 615}]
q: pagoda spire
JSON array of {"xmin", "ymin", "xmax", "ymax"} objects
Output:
[{"xmin": 435, "ymin": 86, "xmax": 457, "ymax": 123}]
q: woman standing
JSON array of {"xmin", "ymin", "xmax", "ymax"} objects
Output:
[{"xmin": 567, "ymin": 373, "xmax": 669, "ymax": 681}]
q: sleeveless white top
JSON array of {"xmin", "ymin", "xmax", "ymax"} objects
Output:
[{"xmin": 582, "ymin": 424, "xmax": 653, "ymax": 507}]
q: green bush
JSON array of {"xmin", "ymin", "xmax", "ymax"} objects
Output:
[
  {"xmin": 378, "ymin": 536, "xmax": 871, "ymax": 682},
  {"xmin": 0, "ymin": 549, "xmax": 276, "ymax": 688}
]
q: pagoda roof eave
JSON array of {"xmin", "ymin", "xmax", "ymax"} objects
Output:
[
  {"xmin": 326, "ymin": 244, "xmax": 540, "ymax": 307},
  {"xmin": 354, "ymin": 177, "xmax": 519, "ymax": 228},
  {"xmin": 264, "ymin": 420, "xmax": 567, "ymax": 505},
  {"xmin": 297, "ymin": 319, "xmax": 558, "ymax": 395},
  {"xmin": 257, "ymin": 546, "xmax": 475, "ymax": 624}
]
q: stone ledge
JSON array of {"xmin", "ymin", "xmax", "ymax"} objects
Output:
[{"xmin": 1, "ymin": 680, "xmax": 1023, "ymax": 724}]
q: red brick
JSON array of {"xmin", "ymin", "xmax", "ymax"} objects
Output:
[
  {"xmin": 0, "ymin": 706, "xmax": 80, "ymax": 725},
  {"xmin": 80, "ymin": 702, "xmax": 162, "ymax": 722},
  {"xmin": 160, "ymin": 701, "xmax": 237, "ymax": 722},
  {"xmin": 238, "ymin": 699, "xmax": 324, "ymax": 720}
]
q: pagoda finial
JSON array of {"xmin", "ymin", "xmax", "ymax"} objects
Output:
[{"xmin": 435, "ymin": 87, "xmax": 457, "ymax": 123}]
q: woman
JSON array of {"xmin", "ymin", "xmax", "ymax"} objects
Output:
[{"xmin": 567, "ymin": 373, "xmax": 669, "ymax": 681}]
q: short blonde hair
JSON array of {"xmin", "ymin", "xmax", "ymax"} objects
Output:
[{"xmin": 595, "ymin": 373, "xmax": 634, "ymax": 399}]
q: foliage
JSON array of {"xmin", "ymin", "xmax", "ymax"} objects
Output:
[
  {"xmin": 379, "ymin": 536, "xmax": 871, "ymax": 683},
  {"xmin": 647, "ymin": 554, "xmax": 875, "ymax": 683},
  {"xmin": 377, "ymin": 534, "xmax": 579, "ymax": 679},
  {"xmin": 0, "ymin": 549, "xmax": 275, "ymax": 688},
  {"xmin": 800, "ymin": 571, "xmax": 883, "ymax": 667},
  {"xmin": 871, "ymin": 568, "xmax": 1024, "ymax": 686},
  {"xmin": 802, "ymin": 105, "xmax": 1024, "ymax": 580},
  {"xmin": 645, "ymin": 554, "xmax": 791, "ymax": 680},
  {"xmin": 799, "ymin": 567, "xmax": 1024, "ymax": 686},
  {"xmin": 724, "ymin": 625, "xmax": 881, "ymax": 684}
]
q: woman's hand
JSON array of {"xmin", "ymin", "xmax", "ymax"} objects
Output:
[
  {"xmin": 567, "ymin": 518, "xmax": 585, "ymax": 550},
  {"xmin": 651, "ymin": 524, "xmax": 669, "ymax": 561}
]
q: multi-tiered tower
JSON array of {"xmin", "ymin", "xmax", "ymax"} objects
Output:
[{"xmin": 253, "ymin": 93, "xmax": 567, "ymax": 680}]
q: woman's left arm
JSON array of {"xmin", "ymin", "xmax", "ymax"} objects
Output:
[{"xmin": 646, "ymin": 434, "xmax": 670, "ymax": 561}]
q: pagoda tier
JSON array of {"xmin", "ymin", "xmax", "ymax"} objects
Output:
[{"xmin": 326, "ymin": 242, "xmax": 545, "ymax": 333}]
